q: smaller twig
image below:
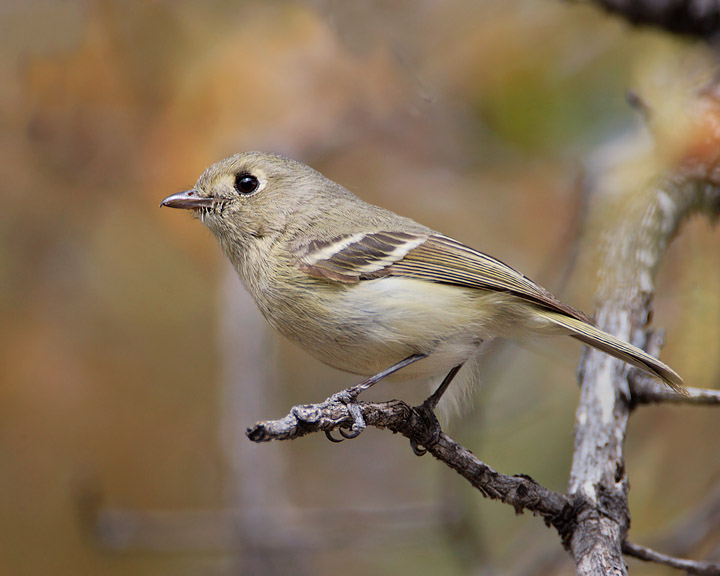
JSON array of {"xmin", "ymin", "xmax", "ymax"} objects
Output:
[
  {"xmin": 630, "ymin": 373, "xmax": 720, "ymax": 406},
  {"xmin": 623, "ymin": 541, "xmax": 720, "ymax": 575},
  {"xmin": 628, "ymin": 329, "xmax": 720, "ymax": 405}
]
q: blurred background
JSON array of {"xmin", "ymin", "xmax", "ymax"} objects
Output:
[{"xmin": 1, "ymin": 1, "xmax": 719, "ymax": 575}]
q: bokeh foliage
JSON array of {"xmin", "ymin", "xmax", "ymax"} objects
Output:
[{"xmin": 1, "ymin": 1, "xmax": 718, "ymax": 575}]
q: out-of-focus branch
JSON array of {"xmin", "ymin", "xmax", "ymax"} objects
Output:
[{"xmin": 586, "ymin": 0, "xmax": 720, "ymax": 40}]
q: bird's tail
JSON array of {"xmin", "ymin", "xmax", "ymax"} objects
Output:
[{"xmin": 537, "ymin": 310, "xmax": 685, "ymax": 394}]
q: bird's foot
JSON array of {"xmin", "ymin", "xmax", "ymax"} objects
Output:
[
  {"xmin": 407, "ymin": 396, "xmax": 446, "ymax": 457},
  {"xmin": 322, "ymin": 354, "xmax": 429, "ymax": 443},
  {"xmin": 324, "ymin": 389, "xmax": 366, "ymax": 442}
]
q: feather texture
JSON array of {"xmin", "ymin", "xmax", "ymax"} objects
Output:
[
  {"xmin": 537, "ymin": 311, "xmax": 684, "ymax": 392},
  {"xmin": 294, "ymin": 231, "xmax": 684, "ymax": 392},
  {"xmin": 296, "ymin": 232, "xmax": 588, "ymax": 322}
]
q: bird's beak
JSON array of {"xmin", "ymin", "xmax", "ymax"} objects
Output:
[{"xmin": 160, "ymin": 190, "xmax": 215, "ymax": 210}]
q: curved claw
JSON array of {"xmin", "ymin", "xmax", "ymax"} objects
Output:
[
  {"xmin": 339, "ymin": 426, "xmax": 363, "ymax": 439},
  {"xmin": 325, "ymin": 429, "xmax": 346, "ymax": 443},
  {"xmin": 325, "ymin": 393, "xmax": 367, "ymax": 440},
  {"xmin": 410, "ymin": 438, "xmax": 427, "ymax": 456}
]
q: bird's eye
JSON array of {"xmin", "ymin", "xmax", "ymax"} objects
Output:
[{"xmin": 234, "ymin": 173, "xmax": 260, "ymax": 195}]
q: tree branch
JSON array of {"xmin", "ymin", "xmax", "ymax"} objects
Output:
[
  {"xmin": 631, "ymin": 377, "xmax": 720, "ymax": 406},
  {"xmin": 248, "ymin": 397, "xmax": 577, "ymax": 538},
  {"xmin": 629, "ymin": 328, "xmax": 720, "ymax": 405}
]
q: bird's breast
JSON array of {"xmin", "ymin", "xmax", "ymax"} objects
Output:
[{"xmin": 252, "ymin": 275, "xmax": 497, "ymax": 381}]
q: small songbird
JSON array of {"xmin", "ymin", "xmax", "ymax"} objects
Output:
[{"xmin": 161, "ymin": 152, "xmax": 684, "ymax": 435}]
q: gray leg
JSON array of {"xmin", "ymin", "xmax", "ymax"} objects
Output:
[{"xmin": 424, "ymin": 363, "xmax": 464, "ymax": 409}]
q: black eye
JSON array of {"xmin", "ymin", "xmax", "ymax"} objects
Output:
[{"xmin": 234, "ymin": 173, "xmax": 260, "ymax": 195}]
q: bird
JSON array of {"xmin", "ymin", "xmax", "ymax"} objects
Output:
[{"xmin": 161, "ymin": 151, "xmax": 684, "ymax": 437}]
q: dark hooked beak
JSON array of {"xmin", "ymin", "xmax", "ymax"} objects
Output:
[{"xmin": 160, "ymin": 190, "xmax": 216, "ymax": 210}]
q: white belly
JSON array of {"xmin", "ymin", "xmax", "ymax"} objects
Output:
[
  {"xmin": 257, "ymin": 275, "xmax": 538, "ymax": 418},
  {"xmin": 288, "ymin": 277, "xmax": 499, "ymax": 379}
]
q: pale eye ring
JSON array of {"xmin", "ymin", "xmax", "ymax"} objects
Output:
[{"xmin": 234, "ymin": 173, "xmax": 260, "ymax": 195}]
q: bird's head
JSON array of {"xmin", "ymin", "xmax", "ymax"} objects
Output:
[{"xmin": 161, "ymin": 151, "xmax": 339, "ymax": 246}]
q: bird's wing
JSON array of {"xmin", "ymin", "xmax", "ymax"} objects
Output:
[{"xmin": 294, "ymin": 232, "xmax": 589, "ymax": 322}]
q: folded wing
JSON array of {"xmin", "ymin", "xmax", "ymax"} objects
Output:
[{"xmin": 296, "ymin": 232, "xmax": 588, "ymax": 322}]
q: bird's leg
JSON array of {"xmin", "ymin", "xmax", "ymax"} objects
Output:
[
  {"xmin": 424, "ymin": 363, "xmax": 463, "ymax": 410},
  {"xmin": 410, "ymin": 363, "xmax": 464, "ymax": 456},
  {"xmin": 326, "ymin": 353, "xmax": 427, "ymax": 442}
]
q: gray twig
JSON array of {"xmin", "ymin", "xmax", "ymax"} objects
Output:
[{"xmin": 623, "ymin": 541, "xmax": 720, "ymax": 575}]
